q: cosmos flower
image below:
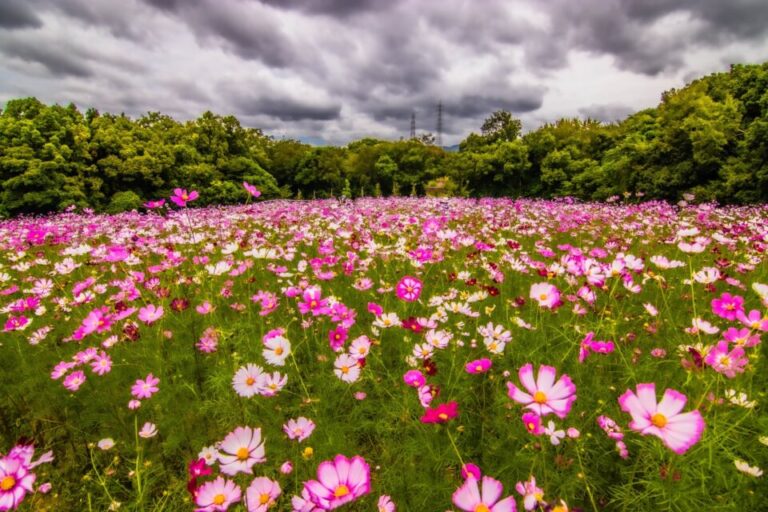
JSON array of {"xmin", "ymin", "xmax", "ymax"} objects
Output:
[
  {"xmin": 242, "ymin": 181, "xmax": 261, "ymax": 198},
  {"xmin": 711, "ymin": 293, "xmax": 744, "ymax": 321},
  {"xmin": 217, "ymin": 426, "xmax": 266, "ymax": 476},
  {"xmin": 465, "ymin": 358, "xmax": 492, "ymax": 374},
  {"xmin": 529, "ymin": 283, "xmax": 561, "ymax": 309},
  {"xmin": 453, "ymin": 475, "xmax": 517, "ymax": 512},
  {"xmin": 618, "ymin": 383, "xmax": 705, "ymax": 454},
  {"xmin": 333, "ymin": 354, "xmax": 361, "ymax": 383},
  {"xmin": 420, "ymin": 401, "xmax": 458, "ymax": 424},
  {"xmin": 245, "ymin": 477, "xmax": 280, "ymax": 512},
  {"xmin": 395, "ymin": 276, "xmax": 422, "ymax": 302},
  {"xmin": 194, "ymin": 476, "xmax": 241, "ymax": 511},
  {"xmin": 303, "ymin": 454, "xmax": 371, "ymax": 510},
  {"xmin": 0, "ymin": 454, "xmax": 36, "ymax": 511},
  {"xmin": 170, "ymin": 188, "xmax": 199, "ymax": 207},
  {"xmin": 283, "ymin": 417, "xmax": 316, "ymax": 443},
  {"xmin": 515, "ymin": 476, "xmax": 544, "ymax": 511},
  {"xmin": 703, "ymin": 340, "xmax": 748, "ymax": 378},
  {"xmin": 506, "ymin": 364, "xmax": 577, "ymax": 419},
  {"xmin": 263, "ymin": 336, "xmax": 291, "ymax": 366},
  {"xmin": 139, "ymin": 422, "xmax": 158, "ymax": 438},
  {"xmin": 131, "ymin": 373, "xmax": 159, "ymax": 400}
]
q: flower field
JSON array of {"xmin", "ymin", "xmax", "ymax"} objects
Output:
[{"xmin": 1, "ymin": 196, "xmax": 767, "ymax": 511}]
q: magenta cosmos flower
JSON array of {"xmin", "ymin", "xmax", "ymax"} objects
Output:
[
  {"xmin": 395, "ymin": 276, "xmax": 422, "ymax": 302},
  {"xmin": 420, "ymin": 401, "xmax": 459, "ymax": 424},
  {"xmin": 195, "ymin": 475, "xmax": 241, "ymax": 511},
  {"xmin": 170, "ymin": 188, "xmax": 198, "ymax": 207},
  {"xmin": 218, "ymin": 426, "xmax": 266, "ymax": 476},
  {"xmin": 131, "ymin": 373, "xmax": 159, "ymax": 399},
  {"xmin": 465, "ymin": 358, "xmax": 492, "ymax": 374},
  {"xmin": 0, "ymin": 455, "xmax": 36, "ymax": 511},
  {"xmin": 243, "ymin": 181, "xmax": 261, "ymax": 198},
  {"xmin": 618, "ymin": 383, "xmax": 705, "ymax": 454},
  {"xmin": 303, "ymin": 454, "xmax": 371, "ymax": 510},
  {"xmin": 710, "ymin": 293, "xmax": 744, "ymax": 321},
  {"xmin": 704, "ymin": 340, "xmax": 748, "ymax": 378},
  {"xmin": 453, "ymin": 475, "xmax": 517, "ymax": 512},
  {"xmin": 506, "ymin": 364, "xmax": 576, "ymax": 419}
]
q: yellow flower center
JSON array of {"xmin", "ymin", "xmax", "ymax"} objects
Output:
[
  {"xmin": 720, "ymin": 356, "xmax": 731, "ymax": 367},
  {"xmin": 182, "ymin": 194, "xmax": 189, "ymax": 200},
  {"xmin": 527, "ymin": 422, "xmax": 536, "ymax": 431},
  {"xmin": 752, "ymin": 321, "xmax": 760, "ymax": 329},
  {"xmin": 725, "ymin": 304, "xmax": 735, "ymax": 310},
  {"xmin": 1, "ymin": 476, "xmax": 16, "ymax": 491},
  {"xmin": 275, "ymin": 346, "xmax": 284, "ymax": 355},
  {"xmin": 475, "ymin": 364, "xmax": 484, "ymax": 372},
  {"xmin": 236, "ymin": 447, "xmax": 250, "ymax": 460},
  {"xmin": 334, "ymin": 484, "xmax": 350, "ymax": 498},
  {"xmin": 259, "ymin": 493, "xmax": 270, "ymax": 505},
  {"xmin": 475, "ymin": 504, "xmax": 490, "ymax": 512},
  {"xmin": 438, "ymin": 413, "xmax": 449, "ymax": 420},
  {"xmin": 213, "ymin": 493, "xmax": 226, "ymax": 505},
  {"xmin": 539, "ymin": 293, "xmax": 548, "ymax": 301},
  {"xmin": 651, "ymin": 413, "xmax": 667, "ymax": 428},
  {"xmin": 246, "ymin": 377, "xmax": 255, "ymax": 385},
  {"xmin": 489, "ymin": 342, "xmax": 497, "ymax": 351},
  {"xmin": 341, "ymin": 365, "xmax": 349, "ymax": 374},
  {"xmin": 533, "ymin": 391, "xmax": 547, "ymax": 404}
]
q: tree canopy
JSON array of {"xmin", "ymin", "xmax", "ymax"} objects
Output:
[{"xmin": 1, "ymin": 62, "xmax": 767, "ymax": 215}]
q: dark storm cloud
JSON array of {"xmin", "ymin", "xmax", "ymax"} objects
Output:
[
  {"xmin": 228, "ymin": 89, "xmax": 342, "ymax": 121},
  {"xmin": 538, "ymin": 0, "xmax": 768, "ymax": 75},
  {"xmin": 1, "ymin": 0, "xmax": 767, "ymax": 144},
  {"xmin": 0, "ymin": 37, "xmax": 92, "ymax": 76},
  {"xmin": 0, "ymin": 0, "xmax": 43, "ymax": 29},
  {"xmin": 259, "ymin": 0, "xmax": 388, "ymax": 17}
]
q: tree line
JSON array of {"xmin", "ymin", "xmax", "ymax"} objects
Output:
[{"xmin": 1, "ymin": 62, "xmax": 767, "ymax": 215}]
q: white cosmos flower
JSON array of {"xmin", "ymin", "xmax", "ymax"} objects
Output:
[{"xmin": 263, "ymin": 336, "xmax": 290, "ymax": 366}]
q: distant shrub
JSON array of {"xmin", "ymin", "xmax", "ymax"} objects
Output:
[{"xmin": 106, "ymin": 190, "xmax": 143, "ymax": 213}]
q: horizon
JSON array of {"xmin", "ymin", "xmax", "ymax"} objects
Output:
[{"xmin": 1, "ymin": 1, "xmax": 768, "ymax": 145}]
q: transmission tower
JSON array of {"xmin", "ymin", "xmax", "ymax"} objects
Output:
[
  {"xmin": 436, "ymin": 101, "xmax": 443, "ymax": 147},
  {"xmin": 410, "ymin": 111, "xmax": 416, "ymax": 139}
]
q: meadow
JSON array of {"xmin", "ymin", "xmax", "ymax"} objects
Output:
[{"xmin": 1, "ymin": 191, "xmax": 767, "ymax": 511}]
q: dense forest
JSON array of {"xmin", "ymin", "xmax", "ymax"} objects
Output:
[{"xmin": 1, "ymin": 62, "xmax": 767, "ymax": 215}]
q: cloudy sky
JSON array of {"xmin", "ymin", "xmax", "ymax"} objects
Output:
[{"xmin": 1, "ymin": 0, "xmax": 768, "ymax": 145}]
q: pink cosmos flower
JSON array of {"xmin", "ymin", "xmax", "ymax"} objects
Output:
[
  {"xmin": 80, "ymin": 307, "xmax": 114, "ymax": 337},
  {"xmin": 218, "ymin": 426, "xmax": 266, "ymax": 476},
  {"xmin": 736, "ymin": 310, "xmax": 768, "ymax": 331},
  {"xmin": 420, "ymin": 401, "xmax": 459, "ymax": 424},
  {"xmin": 367, "ymin": 302, "xmax": 383, "ymax": 316},
  {"xmin": 90, "ymin": 352, "xmax": 112, "ymax": 376},
  {"xmin": 245, "ymin": 477, "xmax": 280, "ymax": 512},
  {"xmin": 328, "ymin": 326, "xmax": 348, "ymax": 352},
  {"xmin": 232, "ymin": 365, "xmax": 266, "ymax": 398},
  {"xmin": 196, "ymin": 301, "xmax": 214, "ymax": 315},
  {"xmin": 711, "ymin": 293, "xmax": 744, "ymax": 321},
  {"xmin": 529, "ymin": 282, "xmax": 561, "ymax": 309},
  {"xmin": 138, "ymin": 304, "xmax": 164, "ymax": 324},
  {"xmin": 377, "ymin": 494, "xmax": 396, "ymax": 512},
  {"xmin": 395, "ymin": 276, "xmax": 423, "ymax": 302},
  {"xmin": 722, "ymin": 327, "xmax": 761, "ymax": 348},
  {"xmin": 403, "ymin": 370, "xmax": 426, "ymax": 388},
  {"xmin": 144, "ymin": 199, "xmax": 165, "ymax": 209},
  {"xmin": 461, "ymin": 463, "xmax": 482, "ymax": 480},
  {"xmin": 506, "ymin": 364, "xmax": 577, "ymax": 419},
  {"xmin": 63, "ymin": 370, "xmax": 86, "ymax": 392},
  {"xmin": 522, "ymin": 412, "xmax": 543, "ymax": 436},
  {"xmin": 195, "ymin": 476, "xmax": 241, "ymax": 511},
  {"xmin": 4, "ymin": 316, "xmax": 30, "ymax": 332},
  {"xmin": 515, "ymin": 476, "xmax": 544, "ymax": 511},
  {"xmin": 703, "ymin": 340, "xmax": 748, "ymax": 378},
  {"xmin": 298, "ymin": 287, "xmax": 330, "ymax": 316},
  {"xmin": 618, "ymin": 383, "xmax": 705, "ymax": 454},
  {"xmin": 465, "ymin": 358, "xmax": 492, "ymax": 374},
  {"xmin": 243, "ymin": 181, "xmax": 262, "ymax": 198},
  {"xmin": 579, "ymin": 332, "xmax": 615, "ymax": 363},
  {"xmin": 131, "ymin": 373, "xmax": 159, "ymax": 399},
  {"xmin": 283, "ymin": 417, "xmax": 316, "ymax": 442},
  {"xmin": 303, "ymin": 454, "xmax": 371, "ymax": 510},
  {"xmin": 139, "ymin": 422, "xmax": 158, "ymax": 438},
  {"xmin": 0, "ymin": 454, "xmax": 36, "ymax": 511},
  {"xmin": 453, "ymin": 475, "xmax": 517, "ymax": 512},
  {"xmin": 170, "ymin": 188, "xmax": 198, "ymax": 207}
]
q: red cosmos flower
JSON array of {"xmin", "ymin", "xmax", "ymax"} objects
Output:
[
  {"xmin": 188, "ymin": 458, "xmax": 212, "ymax": 479},
  {"xmin": 420, "ymin": 401, "xmax": 458, "ymax": 424}
]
